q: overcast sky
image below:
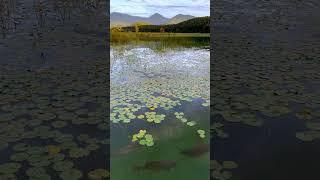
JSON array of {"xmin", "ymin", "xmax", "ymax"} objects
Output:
[{"xmin": 111, "ymin": 0, "xmax": 210, "ymax": 18}]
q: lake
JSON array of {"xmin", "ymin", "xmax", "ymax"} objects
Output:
[
  {"xmin": 110, "ymin": 34, "xmax": 210, "ymax": 180},
  {"xmin": 0, "ymin": 61, "xmax": 109, "ymax": 179}
]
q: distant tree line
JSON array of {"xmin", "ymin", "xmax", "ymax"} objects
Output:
[
  {"xmin": 0, "ymin": 0, "xmax": 16, "ymax": 38},
  {"xmin": 115, "ymin": 17, "xmax": 210, "ymax": 33}
]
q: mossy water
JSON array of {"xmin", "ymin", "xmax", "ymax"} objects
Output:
[{"xmin": 110, "ymin": 38, "xmax": 210, "ymax": 180}]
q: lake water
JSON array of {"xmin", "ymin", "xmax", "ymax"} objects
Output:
[
  {"xmin": 110, "ymin": 42, "xmax": 210, "ymax": 180},
  {"xmin": 211, "ymin": 38, "xmax": 320, "ymax": 179},
  {"xmin": 0, "ymin": 62, "xmax": 109, "ymax": 179}
]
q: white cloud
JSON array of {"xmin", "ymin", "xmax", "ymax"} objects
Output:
[{"xmin": 111, "ymin": 0, "xmax": 210, "ymax": 18}]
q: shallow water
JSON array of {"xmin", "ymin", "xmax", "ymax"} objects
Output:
[{"xmin": 110, "ymin": 44, "xmax": 210, "ymax": 180}]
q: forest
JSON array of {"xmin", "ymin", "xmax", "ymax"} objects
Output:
[{"xmin": 112, "ymin": 16, "xmax": 210, "ymax": 33}]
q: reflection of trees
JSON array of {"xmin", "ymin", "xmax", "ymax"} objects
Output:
[
  {"xmin": 49, "ymin": 0, "xmax": 103, "ymax": 31},
  {"xmin": 52, "ymin": 0, "xmax": 72, "ymax": 24},
  {"xmin": 0, "ymin": 0, "xmax": 16, "ymax": 38},
  {"xmin": 33, "ymin": 0, "xmax": 47, "ymax": 27}
]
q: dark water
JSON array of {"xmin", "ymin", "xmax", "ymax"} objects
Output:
[{"xmin": 212, "ymin": 111, "xmax": 320, "ymax": 180}]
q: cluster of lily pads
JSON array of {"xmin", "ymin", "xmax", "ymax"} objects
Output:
[
  {"xmin": 111, "ymin": 106, "xmax": 139, "ymax": 123},
  {"xmin": 211, "ymin": 123, "xmax": 229, "ymax": 139},
  {"xmin": 212, "ymin": 45, "xmax": 320, "ymax": 143},
  {"xmin": 197, "ymin": 129, "xmax": 206, "ymax": 138},
  {"xmin": 174, "ymin": 112, "xmax": 197, "ymax": 126},
  {"xmin": 211, "ymin": 160, "xmax": 238, "ymax": 180},
  {"xmin": 111, "ymin": 47, "xmax": 210, "ymax": 151},
  {"xmin": 132, "ymin": 130, "xmax": 154, "ymax": 147},
  {"xmin": 296, "ymin": 122, "xmax": 320, "ymax": 141},
  {"xmin": 0, "ymin": 61, "xmax": 109, "ymax": 179},
  {"xmin": 145, "ymin": 95, "xmax": 181, "ymax": 110},
  {"xmin": 144, "ymin": 112, "xmax": 166, "ymax": 123}
]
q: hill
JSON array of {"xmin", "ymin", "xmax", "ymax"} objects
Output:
[{"xmin": 166, "ymin": 14, "xmax": 195, "ymax": 24}]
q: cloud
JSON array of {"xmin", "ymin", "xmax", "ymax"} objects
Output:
[{"xmin": 111, "ymin": 0, "xmax": 209, "ymax": 18}]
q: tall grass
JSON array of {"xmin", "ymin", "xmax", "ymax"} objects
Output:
[{"xmin": 110, "ymin": 32, "xmax": 210, "ymax": 50}]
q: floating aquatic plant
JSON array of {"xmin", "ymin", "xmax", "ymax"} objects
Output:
[
  {"xmin": 26, "ymin": 167, "xmax": 51, "ymax": 180},
  {"xmin": 0, "ymin": 163, "xmax": 21, "ymax": 174},
  {"xmin": 59, "ymin": 168, "xmax": 83, "ymax": 180},
  {"xmin": 211, "ymin": 160, "xmax": 238, "ymax": 180},
  {"xmin": 53, "ymin": 160, "xmax": 74, "ymax": 172},
  {"xmin": 145, "ymin": 112, "xmax": 166, "ymax": 123},
  {"xmin": 211, "ymin": 123, "xmax": 229, "ymax": 139},
  {"xmin": 132, "ymin": 130, "xmax": 154, "ymax": 147},
  {"xmin": 69, "ymin": 148, "xmax": 89, "ymax": 158},
  {"xmin": 187, "ymin": 121, "xmax": 197, "ymax": 127},
  {"xmin": 197, "ymin": 129, "xmax": 206, "ymax": 138},
  {"xmin": 10, "ymin": 152, "xmax": 29, "ymax": 162},
  {"xmin": 88, "ymin": 169, "xmax": 110, "ymax": 179},
  {"xmin": 0, "ymin": 173, "xmax": 17, "ymax": 179},
  {"xmin": 52, "ymin": 121, "xmax": 67, "ymax": 128},
  {"xmin": 46, "ymin": 145, "xmax": 61, "ymax": 155}
]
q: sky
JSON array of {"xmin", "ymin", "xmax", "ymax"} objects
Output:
[{"xmin": 110, "ymin": 0, "xmax": 210, "ymax": 18}]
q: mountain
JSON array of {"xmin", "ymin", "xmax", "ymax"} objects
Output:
[
  {"xmin": 166, "ymin": 14, "xmax": 195, "ymax": 24},
  {"xmin": 148, "ymin": 13, "xmax": 168, "ymax": 25},
  {"xmin": 110, "ymin": 12, "xmax": 169, "ymax": 27}
]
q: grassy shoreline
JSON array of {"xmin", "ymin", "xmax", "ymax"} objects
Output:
[{"xmin": 110, "ymin": 32, "xmax": 210, "ymax": 49}]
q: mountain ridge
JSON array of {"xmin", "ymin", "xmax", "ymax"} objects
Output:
[
  {"xmin": 110, "ymin": 12, "xmax": 196, "ymax": 27},
  {"xmin": 111, "ymin": 12, "xmax": 168, "ymax": 27},
  {"xmin": 165, "ymin": 14, "xmax": 195, "ymax": 24}
]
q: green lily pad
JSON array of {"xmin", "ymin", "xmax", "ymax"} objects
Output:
[
  {"xmin": 187, "ymin": 121, "xmax": 196, "ymax": 126},
  {"xmin": 197, "ymin": 129, "xmax": 205, "ymax": 135},
  {"xmin": 221, "ymin": 170, "xmax": 233, "ymax": 179},
  {"xmin": 0, "ymin": 173, "xmax": 17, "ymax": 180},
  {"xmin": 88, "ymin": 169, "xmax": 110, "ymax": 179},
  {"xmin": 210, "ymin": 160, "xmax": 221, "ymax": 170},
  {"xmin": 0, "ymin": 163, "xmax": 21, "ymax": 174},
  {"xmin": 69, "ymin": 148, "xmax": 89, "ymax": 158},
  {"xmin": 53, "ymin": 161, "xmax": 74, "ymax": 172},
  {"xmin": 10, "ymin": 152, "xmax": 29, "ymax": 162},
  {"xmin": 222, "ymin": 161, "xmax": 238, "ymax": 169},
  {"xmin": 52, "ymin": 121, "xmax": 67, "ymax": 128},
  {"xmin": 59, "ymin": 168, "xmax": 83, "ymax": 180},
  {"xmin": 26, "ymin": 167, "xmax": 49, "ymax": 179},
  {"xmin": 139, "ymin": 139, "xmax": 146, "ymax": 145},
  {"xmin": 306, "ymin": 122, "xmax": 320, "ymax": 131}
]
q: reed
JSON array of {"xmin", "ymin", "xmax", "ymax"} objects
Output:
[{"xmin": 110, "ymin": 32, "xmax": 210, "ymax": 50}]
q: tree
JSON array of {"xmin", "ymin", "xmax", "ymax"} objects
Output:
[
  {"xmin": 160, "ymin": 27, "xmax": 165, "ymax": 33},
  {"xmin": 135, "ymin": 24, "xmax": 139, "ymax": 33}
]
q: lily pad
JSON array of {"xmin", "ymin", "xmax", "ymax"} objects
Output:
[
  {"xmin": 69, "ymin": 148, "xmax": 89, "ymax": 158},
  {"xmin": 222, "ymin": 161, "xmax": 238, "ymax": 169},
  {"xmin": 52, "ymin": 121, "xmax": 67, "ymax": 128},
  {"xmin": 88, "ymin": 169, "xmax": 110, "ymax": 179},
  {"xmin": 0, "ymin": 163, "xmax": 21, "ymax": 174},
  {"xmin": 59, "ymin": 168, "xmax": 83, "ymax": 180}
]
